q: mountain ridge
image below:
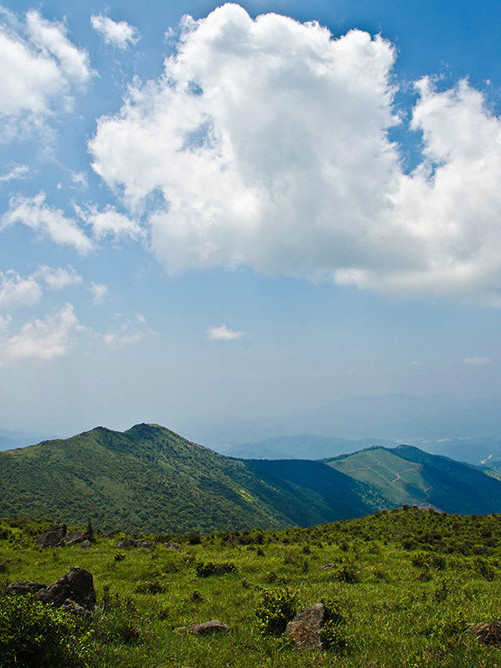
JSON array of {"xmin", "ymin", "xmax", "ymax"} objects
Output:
[{"xmin": 2, "ymin": 423, "xmax": 501, "ymax": 532}]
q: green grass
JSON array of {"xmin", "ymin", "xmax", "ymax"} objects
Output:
[{"xmin": 1, "ymin": 509, "xmax": 501, "ymax": 666}]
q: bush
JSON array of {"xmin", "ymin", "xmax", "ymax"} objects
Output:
[
  {"xmin": 195, "ymin": 561, "xmax": 238, "ymax": 577},
  {"xmin": 320, "ymin": 621, "xmax": 351, "ymax": 654},
  {"xmin": 335, "ymin": 563, "xmax": 361, "ymax": 584},
  {"xmin": 255, "ymin": 587, "xmax": 298, "ymax": 636},
  {"xmin": 0, "ymin": 594, "xmax": 89, "ymax": 667}
]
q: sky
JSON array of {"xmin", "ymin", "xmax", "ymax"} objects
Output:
[{"xmin": 1, "ymin": 0, "xmax": 501, "ymax": 443}]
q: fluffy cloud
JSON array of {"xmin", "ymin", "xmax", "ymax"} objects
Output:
[
  {"xmin": 88, "ymin": 4, "xmax": 501, "ymax": 304},
  {"xmin": 0, "ymin": 266, "xmax": 81, "ymax": 310},
  {"xmin": 36, "ymin": 265, "xmax": 82, "ymax": 290},
  {"xmin": 84, "ymin": 204, "xmax": 142, "ymax": 240},
  {"xmin": 207, "ymin": 324, "xmax": 243, "ymax": 341},
  {"xmin": 91, "ymin": 15, "xmax": 139, "ymax": 50},
  {"xmin": 0, "ymin": 10, "xmax": 90, "ymax": 130},
  {"xmin": 3, "ymin": 193, "xmax": 93, "ymax": 253},
  {"xmin": 1, "ymin": 303, "xmax": 82, "ymax": 363},
  {"xmin": 0, "ymin": 271, "xmax": 41, "ymax": 308}
]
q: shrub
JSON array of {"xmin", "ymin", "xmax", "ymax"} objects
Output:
[
  {"xmin": 135, "ymin": 581, "xmax": 165, "ymax": 594},
  {"xmin": 335, "ymin": 563, "xmax": 360, "ymax": 584},
  {"xmin": 0, "ymin": 594, "xmax": 89, "ymax": 667},
  {"xmin": 195, "ymin": 561, "xmax": 238, "ymax": 577},
  {"xmin": 255, "ymin": 587, "xmax": 298, "ymax": 636},
  {"xmin": 474, "ymin": 557, "xmax": 495, "ymax": 581},
  {"xmin": 320, "ymin": 621, "xmax": 351, "ymax": 654}
]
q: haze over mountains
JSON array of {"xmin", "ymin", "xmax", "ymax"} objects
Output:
[{"xmin": 2, "ymin": 423, "xmax": 501, "ymax": 534}]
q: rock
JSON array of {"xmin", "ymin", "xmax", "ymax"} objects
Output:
[
  {"xmin": 61, "ymin": 598, "xmax": 92, "ymax": 618},
  {"xmin": 116, "ymin": 538, "xmax": 155, "ymax": 549},
  {"xmin": 39, "ymin": 567, "xmax": 96, "ymax": 610},
  {"xmin": 4, "ymin": 581, "xmax": 47, "ymax": 596},
  {"xmin": 175, "ymin": 620, "xmax": 230, "ymax": 635},
  {"xmin": 64, "ymin": 531, "xmax": 87, "ymax": 545},
  {"xmin": 321, "ymin": 564, "xmax": 335, "ymax": 570},
  {"xmin": 163, "ymin": 542, "xmax": 182, "ymax": 551},
  {"xmin": 470, "ymin": 620, "xmax": 501, "ymax": 645},
  {"xmin": 286, "ymin": 603, "xmax": 325, "ymax": 649},
  {"xmin": 80, "ymin": 540, "xmax": 92, "ymax": 549},
  {"xmin": 36, "ymin": 523, "xmax": 67, "ymax": 548}
]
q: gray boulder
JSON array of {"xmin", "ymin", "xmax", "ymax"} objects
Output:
[
  {"xmin": 39, "ymin": 566, "xmax": 96, "ymax": 610},
  {"xmin": 36, "ymin": 523, "xmax": 67, "ymax": 548},
  {"xmin": 64, "ymin": 531, "xmax": 87, "ymax": 545}
]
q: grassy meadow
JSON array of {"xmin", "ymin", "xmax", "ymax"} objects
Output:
[{"xmin": 1, "ymin": 508, "xmax": 501, "ymax": 667}]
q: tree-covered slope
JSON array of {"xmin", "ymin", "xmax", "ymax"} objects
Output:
[
  {"xmin": 0, "ymin": 424, "xmax": 377, "ymax": 533},
  {"xmin": 325, "ymin": 445, "xmax": 501, "ymax": 514}
]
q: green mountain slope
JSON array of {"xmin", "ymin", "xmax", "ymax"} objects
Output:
[
  {"xmin": 0, "ymin": 424, "xmax": 379, "ymax": 533},
  {"xmin": 2, "ymin": 425, "xmax": 501, "ymax": 533},
  {"xmin": 325, "ymin": 445, "xmax": 501, "ymax": 514}
]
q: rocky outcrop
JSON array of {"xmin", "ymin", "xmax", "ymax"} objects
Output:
[
  {"xmin": 163, "ymin": 542, "xmax": 182, "ymax": 551},
  {"xmin": 116, "ymin": 538, "xmax": 155, "ymax": 549},
  {"xmin": 175, "ymin": 620, "xmax": 230, "ymax": 635},
  {"xmin": 4, "ymin": 581, "xmax": 47, "ymax": 596},
  {"xmin": 286, "ymin": 603, "xmax": 325, "ymax": 649},
  {"xmin": 64, "ymin": 531, "xmax": 87, "ymax": 545},
  {"xmin": 38, "ymin": 567, "xmax": 96, "ymax": 610},
  {"xmin": 35, "ymin": 523, "xmax": 67, "ymax": 548}
]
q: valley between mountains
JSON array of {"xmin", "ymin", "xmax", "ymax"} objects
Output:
[{"xmin": 1, "ymin": 423, "xmax": 501, "ymax": 532}]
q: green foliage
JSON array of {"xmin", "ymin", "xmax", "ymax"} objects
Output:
[
  {"xmin": 2, "ymin": 509, "xmax": 501, "ymax": 667},
  {"xmin": 0, "ymin": 594, "xmax": 89, "ymax": 667},
  {"xmin": 320, "ymin": 620, "xmax": 351, "ymax": 654},
  {"xmin": 255, "ymin": 587, "xmax": 298, "ymax": 636},
  {"xmin": 195, "ymin": 560, "xmax": 238, "ymax": 577}
]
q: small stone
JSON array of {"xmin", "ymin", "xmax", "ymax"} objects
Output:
[
  {"xmin": 175, "ymin": 620, "xmax": 230, "ymax": 635},
  {"xmin": 321, "ymin": 564, "xmax": 335, "ymax": 570},
  {"xmin": 470, "ymin": 620, "xmax": 501, "ymax": 645},
  {"xmin": 286, "ymin": 603, "xmax": 325, "ymax": 649}
]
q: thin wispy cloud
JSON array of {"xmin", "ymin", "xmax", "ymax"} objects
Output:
[
  {"xmin": 207, "ymin": 324, "xmax": 243, "ymax": 341},
  {"xmin": 464, "ymin": 357, "xmax": 492, "ymax": 365}
]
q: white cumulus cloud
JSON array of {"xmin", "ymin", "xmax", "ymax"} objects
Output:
[
  {"xmin": 0, "ymin": 10, "xmax": 90, "ymax": 132},
  {"xmin": 3, "ymin": 193, "xmax": 93, "ymax": 253},
  {"xmin": 0, "ymin": 271, "xmax": 41, "ymax": 308},
  {"xmin": 88, "ymin": 4, "xmax": 501, "ymax": 305},
  {"xmin": 84, "ymin": 204, "xmax": 142, "ymax": 240},
  {"xmin": 207, "ymin": 324, "xmax": 243, "ymax": 341},
  {"xmin": 36, "ymin": 265, "xmax": 82, "ymax": 290},
  {"xmin": 91, "ymin": 15, "xmax": 139, "ymax": 50},
  {"xmin": 2, "ymin": 303, "xmax": 83, "ymax": 363}
]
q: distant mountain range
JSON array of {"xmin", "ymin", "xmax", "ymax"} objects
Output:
[
  {"xmin": 188, "ymin": 394, "xmax": 501, "ymax": 461},
  {"xmin": 1, "ymin": 423, "xmax": 501, "ymax": 533}
]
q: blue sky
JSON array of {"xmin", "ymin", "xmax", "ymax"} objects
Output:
[{"xmin": 1, "ymin": 0, "xmax": 501, "ymax": 442}]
